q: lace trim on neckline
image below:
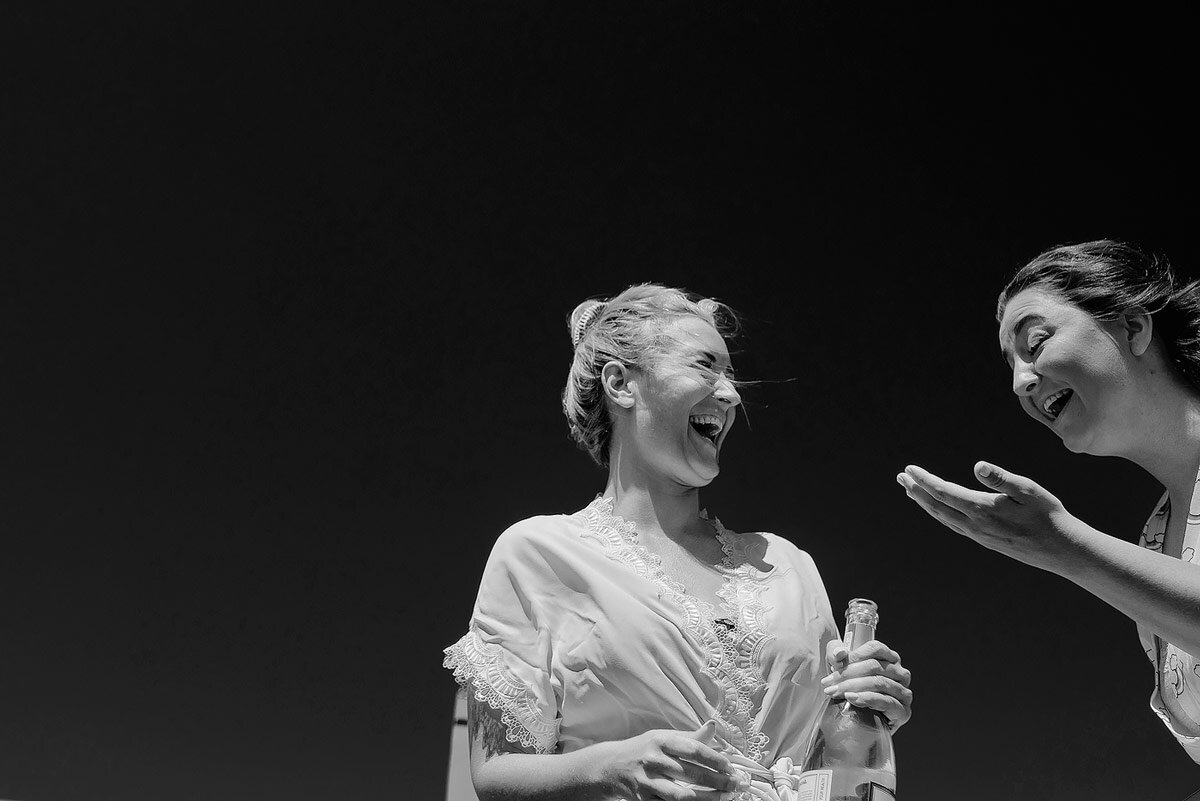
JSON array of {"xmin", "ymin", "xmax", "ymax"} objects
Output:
[{"xmin": 577, "ymin": 495, "xmax": 775, "ymax": 762}]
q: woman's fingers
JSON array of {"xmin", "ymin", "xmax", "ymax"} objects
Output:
[
  {"xmin": 845, "ymin": 691, "xmax": 909, "ymax": 729},
  {"xmin": 827, "ymin": 674, "xmax": 912, "ymax": 705},
  {"xmin": 689, "ymin": 719, "xmax": 718, "ymax": 743},
  {"xmin": 822, "ymin": 640, "xmax": 909, "ymax": 683},
  {"xmin": 898, "ymin": 475, "xmax": 972, "ymax": 532},
  {"xmin": 819, "ymin": 637, "xmax": 913, "ymax": 725},
  {"xmin": 623, "ymin": 726, "xmax": 756, "ymax": 801},
  {"xmin": 822, "ymin": 658, "xmax": 911, "ymax": 689},
  {"xmin": 668, "ymin": 755, "xmax": 744, "ymax": 793},
  {"xmin": 646, "ymin": 776, "xmax": 735, "ymax": 801},
  {"xmin": 744, "ymin": 783, "xmax": 781, "ymax": 801},
  {"xmin": 902, "ymin": 465, "xmax": 997, "ymax": 513},
  {"xmin": 973, "ymin": 461, "xmax": 1057, "ymax": 506},
  {"xmin": 663, "ymin": 732, "xmax": 742, "ymax": 789},
  {"xmin": 667, "ymin": 739, "xmax": 732, "ymax": 774},
  {"xmin": 843, "ymin": 690, "xmax": 910, "ymax": 728},
  {"xmin": 824, "ymin": 638, "xmax": 850, "ymax": 673},
  {"xmin": 905, "ymin": 461, "xmax": 1060, "ymax": 515},
  {"xmin": 847, "ymin": 639, "xmax": 902, "ymax": 666}
]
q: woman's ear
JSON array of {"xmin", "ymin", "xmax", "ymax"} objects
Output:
[
  {"xmin": 1121, "ymin": 307, "xmax": 1154, "ymax": 357},
  {"xmin": 601, "ymin": 361, "xmax": 636, "ymax": 409}
]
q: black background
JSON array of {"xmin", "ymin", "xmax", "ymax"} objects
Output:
[{"xmin": 4, "ymin": 3, "xmax": 1199, "ymax": 800}]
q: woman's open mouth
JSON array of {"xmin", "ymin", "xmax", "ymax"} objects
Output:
[
  {"xmin": 689, "ymin": 413, "xmax": 723, "ymax": 444},
  {"xmin": 1042, "ymin": 388, "xmax": 1074, "ymax": 420}
]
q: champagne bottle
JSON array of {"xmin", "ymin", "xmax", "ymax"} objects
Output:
[{"xmin": 796, "ymin": 598, "xmax": 896, "ymax": 801}]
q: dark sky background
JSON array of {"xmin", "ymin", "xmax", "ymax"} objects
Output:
[{"xmin": 4, "ymin": 3, "xmax": 1199, "ymax": 800}]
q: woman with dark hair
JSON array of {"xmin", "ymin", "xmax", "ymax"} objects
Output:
[
  {"xmin": 446, "ymin": 284, "xmax": 914, "ymax": 800},
  {"xmin": 899, "ymin": 239, "xmax": 1200, "ymax": 762}
]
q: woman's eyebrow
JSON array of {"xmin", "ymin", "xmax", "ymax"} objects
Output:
[
  {"xmin": 696, "ymin": 349, "xmax": 730, "ymax": 367},
  {"xmin": 1010, "ymin": 313, "xmax": 1045, "ymax": 338},
  {"xmin": 1000, "ymin": 313, "xmax": 1046, "ymax": 366}
]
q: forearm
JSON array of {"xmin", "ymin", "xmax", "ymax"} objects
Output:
[
  {"xmin": 1057, "ymin": 516, "xmax": 1200, "ymax": 654},
  {"xmin": 471, "ymin": 743, "xmax": 617, "ymax": 801},
  {"xmin": 467, "ymin": 692, "xmax": 619, "ymax": 801}
]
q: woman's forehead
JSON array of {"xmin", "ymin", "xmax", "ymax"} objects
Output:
[
  {"xmin": 660, "ymin": 316, "xmax": 728, "ymax": 357},
  {"xmin": 1000, "ymin": 288, "xmax": 1068, "ymax": 324},
  {"xmin": 998, "ymin": 287, "xmax": 1077, "ymax": 348}
]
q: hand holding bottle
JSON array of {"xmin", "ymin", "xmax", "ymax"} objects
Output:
[
  {"xmin": 821, "ymin": 638, "xmax": 913, "ymax": 732},
  {"xmin": 800, "ymin": 600, "xmax": 900, "ymax": 799}
]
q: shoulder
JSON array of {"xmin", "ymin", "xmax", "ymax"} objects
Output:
[
  {"xmin": 729, "ymin": 527, "xmax": 818, "ymax": 566},
  {"xmin": 497, "ymin": 512, "xmax": 580, "ymax": 541},
  {"xmin": 491, "ymin": 512, "xmax": 583, "ymax": 554},
  {"xmin": 751, "ymin": 531, "xmax": 836, "ymax": 622},
  {"xmin": 716, "ymin": 523, "xmax": 824, "ymax": 577},
  {"xmin": 471, "ymin": 512, "xmax": 590, "ymax": 602},
  {"xmin": 760, "ymin": 530, "xmax": 812, "ymax": 556},
  {"xmin": 764, "ymin": 532, "xmax": 826, "ymax": 580}
]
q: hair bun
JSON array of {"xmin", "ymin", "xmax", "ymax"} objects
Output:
[{"xmin": 570, "ymin": 300, "xmax": 607, "ymax": 347}]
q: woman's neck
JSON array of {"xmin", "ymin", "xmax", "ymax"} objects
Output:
[
  {"xmin": 601, "ymin": 464, "xmax": 706, "ymax": 542},
  {"xmin": 1124, "ymin": 379, "xmax": 1200, "ymax": 506}
]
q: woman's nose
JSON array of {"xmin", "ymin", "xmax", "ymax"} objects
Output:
[
  {"xmin": 1012, "ymin": 362, "xmax": 1039, "ymax": 396},
  {"xmin": 714, "ymin": 375, "xmax": 741, "ymax": 406}
]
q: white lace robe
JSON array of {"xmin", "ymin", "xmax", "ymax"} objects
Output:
[
  {"xmin": 444, "ymin": 496, "xmax": 838, "ymax": 772},
  {"xmin": 1137, "ymin": 471, "xmax": 1200, "ymax": 763}
]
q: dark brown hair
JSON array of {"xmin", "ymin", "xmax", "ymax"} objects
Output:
[{"xmin": 998, "ymin": 239, "xmax": 1200, "ymax": 392}]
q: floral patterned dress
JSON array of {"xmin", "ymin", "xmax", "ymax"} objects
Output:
[
  {"xmin": 1137, "ymin": 472, "xmax": 1200, "ymax": 763},
  {"xmin": 444, "ymin": 496, "xmax": 839, "ymax": 795}
]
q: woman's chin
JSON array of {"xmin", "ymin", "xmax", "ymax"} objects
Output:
[
  {"xmin": 691, "ymin": 463, "xmax": 720, "ymax": 486},
  {"xmin": 1059, "ymin": 428, "xmax": 1101, "ymax": 456},
  {"xmin": 676, "ymin": 461, "xmax": 719, "ymax": 487}
]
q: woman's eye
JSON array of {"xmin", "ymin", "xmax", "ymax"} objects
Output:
[{"xmin": 1028, "ymin": 333, "xmax": 1048, "ymax": 355}]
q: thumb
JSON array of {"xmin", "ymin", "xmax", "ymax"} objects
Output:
[
  {"xmin": 974, "ymin": 461, "xmax": 1042, "ymax": 500},
  {"xmin": 825, "ymin": 637, "xmax": 850, "ymax": 671},
  {"xmin": 690, "ymin": 719, "xmax": 718, "ymax": 741}
]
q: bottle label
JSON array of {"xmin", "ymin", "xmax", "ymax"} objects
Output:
[
  {"xmin": 794, "ymin": 771, "xmax": 896, "ymax": 800},
  {"xmin": 795, "ymin": 770, "xmax": 832, "ymax": 801},
  {"xmin": 870, "ymin": 782, "xmax": 896, "ymax": 800}
]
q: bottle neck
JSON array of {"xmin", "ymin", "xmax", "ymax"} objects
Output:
[{"xmin": 843, "ymin": 620, "xmax": 876, "ymax": 652}]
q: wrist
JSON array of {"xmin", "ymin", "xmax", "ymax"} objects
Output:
[
  {"xmin": 1046, "ymin": 511, "xmax": 1092, "ymax": 577},
  {"xmin": 568, "ymin": 739, "xmax": 621, "ymax": 801}
]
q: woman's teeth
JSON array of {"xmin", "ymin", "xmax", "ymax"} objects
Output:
[
  {"xmin": 1043, "ymin": 388, "xmax": 1074, "ymax": 418},
  {"xmin": 689, "ymin": 413, "xmax": 722, "ymax": 442}
]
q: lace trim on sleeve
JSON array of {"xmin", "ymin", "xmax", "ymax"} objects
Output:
[{"xmin": 443, "ymin": 630, "xmax": 559, "ymax": 754}]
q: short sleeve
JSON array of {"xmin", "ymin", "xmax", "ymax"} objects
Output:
[{"xmin": 443, "ymin": 520, "xmax": 562, "ymax": 754}]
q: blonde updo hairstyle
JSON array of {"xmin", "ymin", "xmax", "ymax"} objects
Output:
[{"xmin": 562, "ymin": 283, "xmax": 739, "ymax": 467}]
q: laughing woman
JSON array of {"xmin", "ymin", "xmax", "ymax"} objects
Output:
[
  {"xmin": 445, "ymin": 285, "xmax": 913, "ymax": 801},
  {"xmin": 898, "ymin": 240, "xmax": 1200, "ymax": 762}
]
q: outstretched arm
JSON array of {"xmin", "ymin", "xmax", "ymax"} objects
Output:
[{"xmin": 899, "ymin": 461, "xmax": 1200, "ymax": 657}]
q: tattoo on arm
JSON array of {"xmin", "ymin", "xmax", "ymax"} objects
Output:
[{"xmin": 467, "ymin": 691, "xmax": 534, "ymax": 760}]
